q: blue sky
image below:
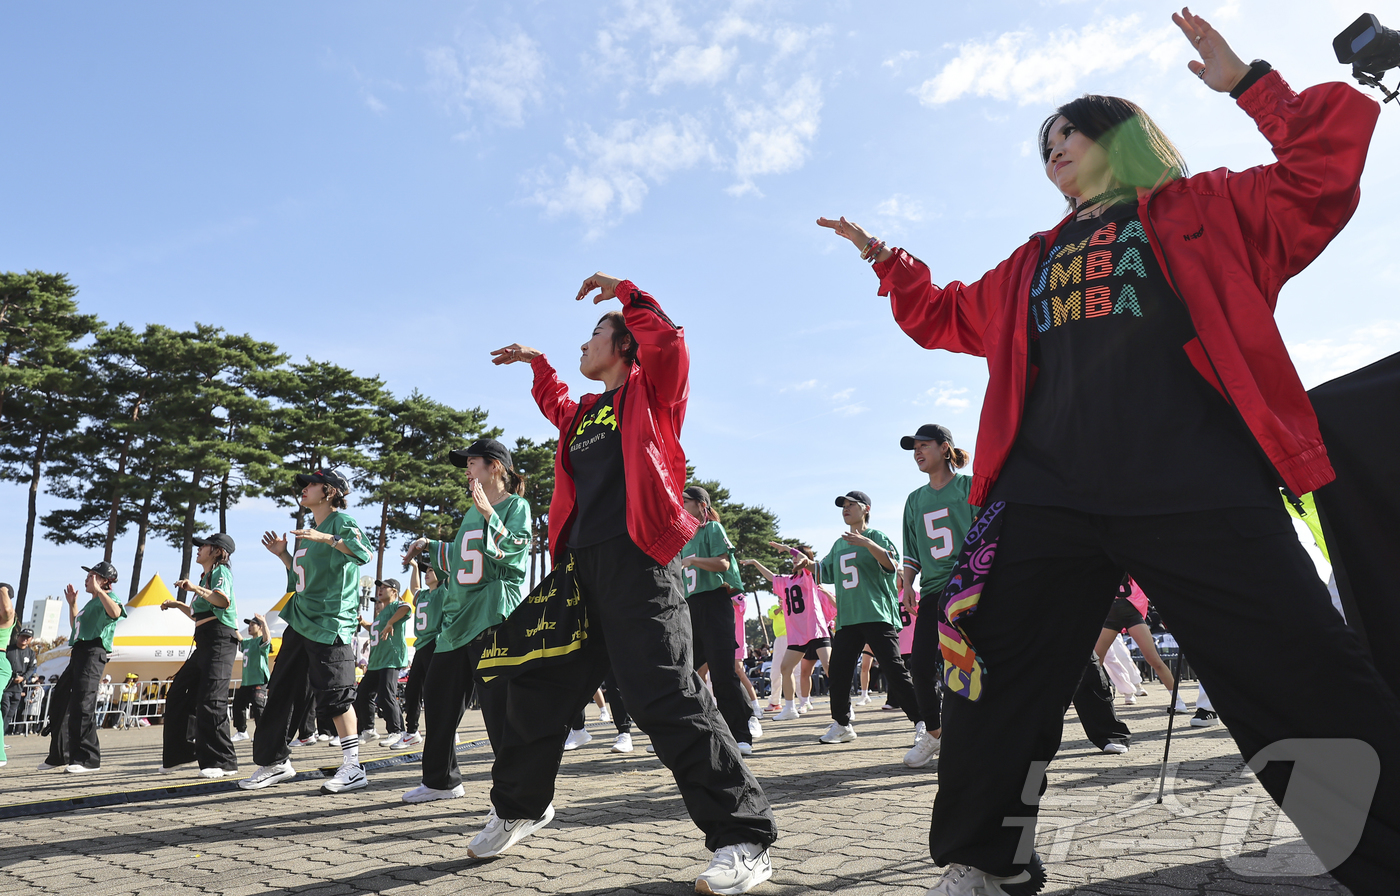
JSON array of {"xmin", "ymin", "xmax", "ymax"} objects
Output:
[{"xmin": 3, "ymin": 0, "xmax": 1398, "ymax": 621}]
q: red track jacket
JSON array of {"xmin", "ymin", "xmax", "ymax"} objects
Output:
[
  {"xmin": 531, "ymin": 282, "xmax": 699, "ymax": 565},
  {"xmin": 875, "ymin": 71, "xmax": 1380, "ymax": 508}
]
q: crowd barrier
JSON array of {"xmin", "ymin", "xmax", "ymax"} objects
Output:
[{"xmin": 1, "ymin": 678, "xmax": 242, "ymax": 735}]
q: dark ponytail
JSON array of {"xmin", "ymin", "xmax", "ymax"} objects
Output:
[{"xmin": 944, "ymin": 444, "xmax": 970, "ymax": 469}]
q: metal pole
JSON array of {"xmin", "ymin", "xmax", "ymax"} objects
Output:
[{"xmin": 1156, "ymin": 647, "xmax": 1188, "ymax": 804}]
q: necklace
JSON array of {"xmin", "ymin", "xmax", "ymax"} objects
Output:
[{"xmin": 1075, "ymin": 187, "xmax": 1135, "ymax": 216}]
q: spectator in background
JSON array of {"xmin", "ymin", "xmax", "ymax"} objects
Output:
[{"xmin": 4, "ymin": 627, "xmax": 37, "ymax": 732}]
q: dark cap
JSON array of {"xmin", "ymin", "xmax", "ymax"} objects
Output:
[
  {"xmin": 81, "ymin": 561, "xmax": 120, "ymax": 582},
  {"xmin": 449, "ymin": 438, "xmax": 513, "ymax": 472},
  {"xmin": 295, "ymin": 468, "xmax": 350, "ymax": 494},
  {"xmin": 192, "ymin": 532, "xmax": 236, "ymax": 554},
  {"xmin": 900, "ymin": 424, "xmax": 954, "ymax": 451},
  {"xmin": 834, "ymin": 490, "xmax": 873, "ymax": 508},
  {"xmin": 375, "ymin": 578, "xmax": 402, "ymax": 593},
  {"xmin": 18, "ymin": 628, "xmax": 33, "ymax": 638},
  {"xmin": 682, "ymin": 485, "xmax": 711, "ymax": 505}
]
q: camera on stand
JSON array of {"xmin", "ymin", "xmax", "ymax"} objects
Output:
[{"xmin": 1335, "ymin": 13, "xmax": 1400, "ymax": 102}]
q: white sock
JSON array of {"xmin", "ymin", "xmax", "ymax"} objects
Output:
[
  {"xmin": 784, "ymin": 700, "xmax": 795, "ymax": 710},
  {"xmin": 342, "ymin": 743, "xmax": 360, "ymax": 766}
]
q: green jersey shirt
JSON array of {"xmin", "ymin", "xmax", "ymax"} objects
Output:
[
  {"xmin": 75, "ymin": 596, "xmax": 127, "ymax": 652},
  {"xmin": 192, "ymin": 565, "xmax": 238, "ymax": 630},
  {"xmin": 281, "ymin": 511, "xmax": 372, "ymax": 645},
  {"xmin": 366, "ymin": 600, "xmax": 410, "ymax": 671},
  {"xmin": 902, "ymin": 474, "xmax": 978, "ymax": 598},
  {"xmin": 240, "ymin": 636, "xmax": 271, "ymax": 686},
  {"xmin": 412, "ymin": 584, "xmax": 445, "ymax": 647},
  {"xmin": 680, "ymin": 521, "xmax": 743, "ymax": 597},
  {"xmin": 818, "ymin": 528, "xmax": 902, "ymax": 631},
  {"xmin": 429, "ymin": 494, "xmax": 531, "ymax": 654}
]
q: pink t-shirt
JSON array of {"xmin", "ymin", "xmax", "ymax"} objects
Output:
[
  {"xmin": 733, "ymin": 596, "xmax": 747, "ymax": 660},
  {"xmin": 774, "ymin": 571, "xmax": 835, "ymax": 646},
  {"xmin": 897, "ymin": 589, "xmax": 917, "ymax": 655}
]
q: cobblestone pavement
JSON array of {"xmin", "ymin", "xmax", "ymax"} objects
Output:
[{"xmin": 0, "ymin": 687, "xmax": 1351, "ymax": 895}]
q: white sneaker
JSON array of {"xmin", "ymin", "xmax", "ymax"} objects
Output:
[
  {"xmin": 159, "ymin": 760, "xmax": 196, "ymax": 774},
  {"xmin": 610, "ymin": 732, "xmax": 634, "ymax": 753},
  {"xmin": 747, "ymin": 716, "xmax": 763, "ymax": 740},
  {"xmin": 597, "ymin": 707, "xmax": 612, "ymax": 723},
  {"xmin": 467, "ymin": 804, "xmax": 555, "ymax": 859},
  {"xmin": 904, "ymin": 732, "xmax": 941, "ymax": 768},
  {"xmin": 390, "ymin": 732, "xmax": 424, "ymax": 751},
  {"xmin": 231, "ymin": 730, "xmax": 249, "ymax": 743},
  {"xmin": 356, "ymin": 730, "xmax": 378, "ymax": 745},
  {"xmin": 562, "ymin": 728, "xmax": 593, "ymax": 751},
  {"xmin": 289, "ymin": 736, "xmax": 318, "ymax": 748},
  {"xmin": 65, "ymin": 764, "xmax": 99, "ymax": 773},
  {"xmin": 320, "ymin": 762, "xmax": 367, "ymax": 794},
  {"xmin": 819, "ymin": 721, "xmax": 857, "ymax": 744},
  {"xmin": 402, "ymin": 782, "xmax": 465, "ymax": 803},
  {"xmin": 328, "ymin": 736, "xmax": 342, "ymax": 748},
  {"xmin": 37, "ymin": 761, "xmax": 63, "ymax": 771},
  {"xmin": 239, "ymin": 760, "xmax": 296, "ymax": 790},
  {"xmin": 750, "ymin": 700, "xmax": 764, "ymax": 719},
  {"xmin": 913, "ymin": 720, "xmax": 927, "ymax": 745},
  {"xmin": 1103, "ymin": 742, "xmax": 1130, "ymax": 754},
  {"xmin": 199, "ymin": 768, "xmax": 230, "ymax": 779},
  {"xmin": 797, "ymin": 699, "xmax": 814, "ymax": 714},
  {"xmin": 736, "ymin": 741, "xmax": 753, "ymax": 756},
  {"xmin": 378, "ymin": 733, "xmax": 403, "ymax": 748},
  {"xmin": 695, "ymin": 842, "xmax": 772, "ymax": 895},
  {"xmin": 1123, "ymin": 694, "xmax": 1137, "ymax": 705},
  {"xmin": 317, "ymin": 733, "xmax": 331, "ymax": 742},
  {"xmin": 772, "ymin": 704, "xmax": 801, "ymax": 721},
  {"xmin": 853, "ymin": 692, "xmax": 872, "ymax": 706},
  {"xmin": 924, "ymin": 854, "xmax": 1045, "ymax": 895}
]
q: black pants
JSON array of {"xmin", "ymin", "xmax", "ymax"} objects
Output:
[
  {"xmin": 569, "ymin": 669, "xmax": 633, "ymax": 734},
  {"xmin": 420, "ymin": 641, "xmax": 475, "ymax": 790},
  {"xmin": 162, "ymin": 622, "xmax": 239, "ymax": 771},
  {"xmin": 232, "ymin": 684, "xmax": 266, "ymax": 732},
  {"xmin": 296, "ymin": 693, "xmax": 336, "ymax": 740},
  {"xmin": 44, "ymin": 641, "xmax": 107, "ymax": 769},
  {"xmin": 2, "ymin": 685, "xmax": 21, "ymax": 731},
  {"xmin": 355, "ymin": 667, "xmax": 404, "ymax": 735},
  {"xmin": 1071, "ymin": 657, "xmax": 1131, "ymax": 750},
  {"xmin": 929, "ymin": 502, "xmax": 1400, "ymax": 895},
  {"xmin": 827, "ymin": 622, "xmax": 919, "ymax": 728},
  {"xmin": 688, "ymin": 588, "xmax": 752, "ymax": 746},
  {"xmin": 477, "ymin": 534, "xmax": 776, "ymax": 851},
  {"xmin": 402, "ymin": 639, "xmax": 436, "ymax": 734},
  {"xmin": 253, "ymin": 624, "xmax": 357, "ymax": 767},
  {"xmin": 910, "ymin": 590, "xmax": 945, "ymax": 729}
]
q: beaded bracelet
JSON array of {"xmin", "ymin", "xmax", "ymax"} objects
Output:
[{"xmin": 861, "ymin": 238, "xmax": 886, "ymax": 263}]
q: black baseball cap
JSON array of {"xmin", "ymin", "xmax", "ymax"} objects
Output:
[
  {"xmin": 295, "ymin": 468, "xmax": 350, "ymax": 494},
  {"xmin": 192, "ymin": 533, "xmax": 236, "ymax": 554},
  {"xmin": 682, "ymin": 485, "xmax": 711, "ymax": 504},
  {"xmin": 18, "ymin": 628, "xmax": 33, "ymax": 638},
  {"xmin": 834, "ymin": 490, "xmax": 873, "ymax": 508},
  {"xmin": 81, "ymin": 560, "xmax": 120, "ymax": 582},
  {"xmin": 900, "ymin": 424, "xmax": 954, "ymax": 450},
  {"xmin": 449, "ymin": 438, "xmax": 513, "ymax": 471},
  {"xmin": 375, "ymin": 578, "xmax": 402, "ymax": 593}
]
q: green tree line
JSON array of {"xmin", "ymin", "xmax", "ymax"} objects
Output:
[{"xmin": 1, "ymin": 270, "xmax": 791, "ymax": 626}]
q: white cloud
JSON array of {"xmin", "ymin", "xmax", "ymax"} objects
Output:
[
  {"xmin": 530, "ymin": 115, "xmax": 716, "ymax": 231},
  {"xmin": 913, "ymin": 15, "xmax": 1180, "ymax": 107},
  {"xmin": 780, "ymin": 379, "xmax": 818, "ymax": 392},
  {"xmin": 1287, "ymin": 321, "xmax": 1400, "ymax": 387},
  {"xmin": 651, "ymin": 43, "xmax": 738, "ymax": 92},
  {"xmin": 365, "ymin": 94, "xmax": 387, "ymax": 115},
  {"xmin": 830, "ymin": 387, "xmax": 855, "ymax": 402},
  {"xmin": 883, "ymin": 49, "xmax": 919, "ymax": 69},
  {"xmin": 916, "ymin": 381, "xmax": 971, "ymax": 411},
  {"xmin": 728, "ymin": 76, "xmax": 822, "ymax": 195},
  {"xmin": 426, "ymin": 32, "xmax": 545, "ymax": 127},
  {"xmin": 833, "ymin": 403, "xmax": 867, "ymax": 416},
  {"xmin": 876, "ymin": 194, "xmax": 925, "ymax": 223}
]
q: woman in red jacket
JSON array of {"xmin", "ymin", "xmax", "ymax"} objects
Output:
[
  {"xmin": 490, "ymin": 272, "xmax": 776, "ymax": 895},
  {"xmin": 820, "ymin": 9, "xmax": 1399, "ymax": 896}
]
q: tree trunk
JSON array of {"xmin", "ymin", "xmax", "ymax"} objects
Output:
[
  {"xmin": 377, "ymin": 496, "xmax": 389, "ymax": 581},
  {"xmin": 219, "ymin": 468, "xmax": 231, "ymax": 533},
  {"xmin": 130, "ymin": 490, "xmax": 154, "ymax": 601},
  {"xmin": 176, "ymin": 468, "xmax": 202, "ymax": 602},
  {"xmin": 15, "ymin": 428, "xmax": 47, "ymax": 620},
  {"xmin": 103, "ymin": 385, "xmax": 148, "ymax": 562}
]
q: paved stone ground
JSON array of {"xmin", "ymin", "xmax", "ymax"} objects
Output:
[{"xmin": 0, "ymin": 686, "xmax": 1351, "ymax": 895}]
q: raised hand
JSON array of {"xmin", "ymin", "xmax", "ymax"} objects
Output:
[
  {"xmin": 172, "ymin": 580, "xmax": 193, "ymax": 593},
  {"xmin": 816, "ymin": 216, "xmax": 874, "ymax": 250},
  {"xmin": 63, "ymin": 584, "xmax": 79, "ymax": 605},
  {"xmin": 1172, "ymin": 7, "xmax": 1250, "ymax": 93},
  {"xmin": 575, "ymin": 272, "xmax": 623, "ymax": 304},
  {"xmin": 469, "ymin": 477, "xmax": 495, "ymax": 519},
  {"xmin": 490, "ymin": 343, "xmax": 542, "ymax": 366},
  {"xmin": 262, "ymin": 530, "xmax": 288, "ymax": 555}
]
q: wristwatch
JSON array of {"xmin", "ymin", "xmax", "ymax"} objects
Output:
[{"xmin": 332, "ymin": 535, "xmax": 342, "ymax": 547}]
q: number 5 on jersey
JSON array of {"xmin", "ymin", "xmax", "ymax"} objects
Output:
[
  {"xmin": 924, "ymin": 509, "xmax": 954, "ymax": 561},
  {"xmin": 458, "ymin": 529, "xmax": 485, "ymax": 585}
]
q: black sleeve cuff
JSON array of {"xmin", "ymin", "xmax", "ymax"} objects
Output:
[{"xmin": 1230, "ymin": 59, "xmax": 1273, "ymax": 100}]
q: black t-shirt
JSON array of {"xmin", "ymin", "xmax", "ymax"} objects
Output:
[
  {"xmin": 995, "ymin": 202, "xmax": 1278, "ymax": 514},
  {"xmin": 567, "ymin": 388, "xmax": 629, "ymax": 547}
]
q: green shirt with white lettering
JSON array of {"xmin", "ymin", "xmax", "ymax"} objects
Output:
[
  {"xmin": 240, "ymin": 636, "xmax": 271, "ymax": 686},
  {"xmin": 818, "ymin": 528, "xmax": 902, "ymax": 631},
  {"xmin": 367, "ymin": 600, "xmax": 410, "ymax": 671},
  {"xmin": 192, "ymin": 565, "xmax": 238, "ymax": 630},
  {"xmin": 412, "ymin": 584, "xmax": 445, "ymax": 648},
  {"xmin": 281, "ymin": 511, "xmax": 372, "ymax": 645},
  {"xmin": 75, "ymin": 597, "xmax": 127, "ymax": 653},
  {"xmin": 429, "ymin": 494, "xmax": 532, "ymax": 654},
  {"xmin": 901, "ymin": 474, "xmax": 978, "ymax": 598},
  {"xmin": 680, "ymin": 521, "xmax": 743, "ymax": 597}
]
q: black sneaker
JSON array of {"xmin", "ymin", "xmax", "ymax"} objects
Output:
[{"xmin": 1190, "ymin": 708, "xmax": 1219, "ymax": 727}]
